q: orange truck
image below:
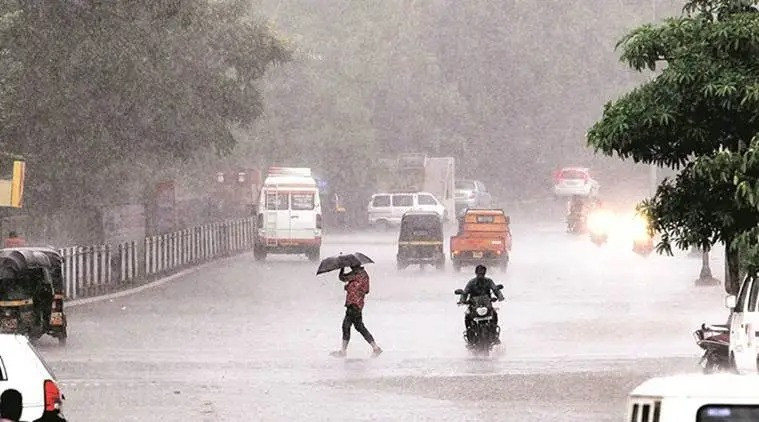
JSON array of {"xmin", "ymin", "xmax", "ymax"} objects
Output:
[{"xmin": 450, "ymin": 209, "xmax": 512, "ymax": 272}]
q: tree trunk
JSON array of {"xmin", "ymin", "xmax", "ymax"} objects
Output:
[
  {"xmin": 725, "ymin": 244, "xmax": 742, "ymax": 296},
  {"xmin": 700, "ymin": 249, "xmax": 713, "ymax": 279}
]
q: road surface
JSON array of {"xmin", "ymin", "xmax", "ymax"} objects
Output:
[{"xmin": 39, "ymin": 218, "xmax": 726, "ymax": 421}]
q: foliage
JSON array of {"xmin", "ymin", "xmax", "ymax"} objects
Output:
[
  {"xmin": 587, "ymin": 0, "xmax": 759, "ymax": 293},
  {"xmin": 690, "ymin": 137, "xmax": 759, "ymax": 275},
  {"xmin": 0, "ymin": 0, "xmax": 288, "ymax": 210}
]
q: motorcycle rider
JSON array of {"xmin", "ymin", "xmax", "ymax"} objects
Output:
[
  {"xmin": 459, "ymin": 265, "xmax": 505, "ymax": 345},
  {"xmin": 566, "ymin": 195, "xmax": 586, "ymax": 229}
]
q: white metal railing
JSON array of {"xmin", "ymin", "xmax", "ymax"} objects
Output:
[{"xmin": 58, "ymin": 218, "xmax": 254, "ymax": 299}]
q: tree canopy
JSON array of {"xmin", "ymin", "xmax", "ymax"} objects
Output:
[
  {"xmin": 0, "ymin": 0, "xmax": 288, "ymax": 210},
  {"xmin": 587, "ymin": 0, "xmax": 759, "ymax": 293}
]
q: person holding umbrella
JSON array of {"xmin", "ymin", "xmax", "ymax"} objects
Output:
[
  {"xmin": 331, "ymin": 264, "xmax": 382, "ymax": 357},
  {"xmin": 317, "ymin": 252, "xmax": 382, "ymax": 357}
]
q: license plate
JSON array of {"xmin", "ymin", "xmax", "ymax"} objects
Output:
[
  {"xmin": 474, "ymin": 316, "xmax": 492, "ymax": 322},
  {"xmin": 50, "ymin": 313, "xmax": 63, "ymax": 326},
  {"xmin": 472, "ymin": 252, "xmax": 483, "ymax": 258},
  {"xmin": 0, "ymin": 319, "xmax": 17, "ymax": 330}
]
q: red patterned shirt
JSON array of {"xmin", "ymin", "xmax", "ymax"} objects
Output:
[{"xmin": 343, "ymin": 269, "xmax": 370, "ymax": 310}]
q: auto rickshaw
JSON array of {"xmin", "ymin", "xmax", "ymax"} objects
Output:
[
  {"xmin": 28, "ymin": 247, "xmax": 68, "ymax": 343},
  {"xmin": 397, "ymin": 211, "xmax": 445, "ymax": 270},
  {"xmin": 0, "ymin": 248, "xmax": 67, "ymax": 345}
]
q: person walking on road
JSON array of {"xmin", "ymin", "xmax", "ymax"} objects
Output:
[
  {"xmin": 331, "ymin": 265, "xmax": 383, "ymax": 357},
  {"xmin": 0, "ymin": 389, "xmax": 23, "ymax": 422}
]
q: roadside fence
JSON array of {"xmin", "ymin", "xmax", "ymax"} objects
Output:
[{"xmin": 58, "ymin": 217, "xmax": 255, "ymax": 299}]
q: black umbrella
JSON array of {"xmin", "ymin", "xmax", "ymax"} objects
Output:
[{"xmin": 316, "ymin": 252, "xmax": 374, "ymax": 275}]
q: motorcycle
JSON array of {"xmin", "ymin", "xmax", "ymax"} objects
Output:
[
  {"xmin": 454, "ymin": 284, "xmax": 504, "ymax": 356},
  {"xmin": 587, "ymin": 208, "xmax": 612, "ymax": 246},
  {"xmin": 633, "ymin": 237, "xmax": 654, "ymax": 256},
  {"xmin": 631, "ymin": 213, "xmax": 654, "ymax": 256},
  {"xmin": 590, "ymin": 232, "xmax": 608, "ymax": 246},
  {"xmin": 693, "ymin": 323, "xmax": 731, "ymax": 373},
  {"xmin": 566, "ymin": 213, "xmax": 586, "ymax": 234}
]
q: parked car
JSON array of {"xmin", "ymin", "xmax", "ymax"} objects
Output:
[
  {"xmin": 553, "ymin": 167, "xmax": 600, "ymax": 197},
  {"xmin": 725, "ymin": 275, "xmax": 759, "ymax": 373},
  {"xmin": 454, "ymin": 180, "xmax": 492, "ymax": 215},
  {"xmin": 368, "ymin": 192, "xmax": 447, "ymax": 228},
  {"xmin": 0, "ymin": 334, "xmax": 66, "ymax": 421},
  {"xmin": 627, "ymin": 373, "xmax": 759, "ymax": 421}
]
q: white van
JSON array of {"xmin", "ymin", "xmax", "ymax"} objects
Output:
[
  {"xmin": 367, "ymin": 192, "xmax": 446, "ymax": 228},
  {"xmin": 725, "ymin": 276, "xmax": 759, "ymax": 373},
  {"xmin": 255, "ymin": 167, "xmax": 322, "ymax": 261},
  {"xmin": 627, "ymin": 373, "xmax": 759, "ymax": 421}
]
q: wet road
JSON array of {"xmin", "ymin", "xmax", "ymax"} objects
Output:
[{"xmin": 39, "ymin": 219, "xmax": 727, "ymax": 421}]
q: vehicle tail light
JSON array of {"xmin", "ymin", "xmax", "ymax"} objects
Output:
[
  {"xmin": 316, "ymin": 214, "xmax": 322, "ymax": 229},
  {"xmin": 44, "ymin": 380, "xmax": 62, "ymax": 412},
  {"xmin": 553, "ymin": 170, "xmax": 561, "ymax": 183}
]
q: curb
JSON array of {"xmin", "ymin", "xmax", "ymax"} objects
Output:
[{"xmin": 65, "ymin": 253, "xmax": 248, "ymax": 308}]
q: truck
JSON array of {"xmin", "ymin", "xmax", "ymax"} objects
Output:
[
  {"xmin": 254, "ymin": 167, "xmax": 322, "ymax": 261},
  {"xmin": 450, "ymin": 208, "xmax": 512, "ymax": 272},
  {"xmin": 376, "ymin": 153, "xmax": 455, "ymax": 221}
]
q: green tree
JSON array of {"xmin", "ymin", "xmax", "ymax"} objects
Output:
[
  {"xmin": 0, "ymin": 0, "xmax": 288, "ymax": 211},
  {"xmin": 587, "ymin": 0, "xmax": 759, "ymax": 294}
]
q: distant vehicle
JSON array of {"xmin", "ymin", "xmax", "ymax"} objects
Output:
[
  {"xmin": 375, "ymin": 154, "xmax": 455, "ymax": 221},
  {"xmin": 627, "ymin": 373, "xmax": 759, "ymax": 421},
  {"xmin": 254, "ymin": 167, "xmax": 322, "ymax": 262},
  {"xmin": 631, "ymin": 213, "xmax": 655, "ymax": 256},
  {"xmin": 587, "ymin": 208, "xmax": 613, "ymax": 246},
  {"xmin": 553, "ymin": 167, "xmax": 600, "ymax": 197},
  {"xmin": 396, "ymin": 211, "xmax": 445, "ymax": 271},
  {"xmin": 454, "ymin": 180, "xmax": 492, "ymax": 215},
  {"xmin": 450, "ymin": 209, "xmax": 511, "ymax": 272},
  {"xmin": 367, "ymin": 192, "xmax": 446, "ymax": 229},
  {"xmin": 0, "ymin": 334, "xmax": 66, "ymax": 421}
]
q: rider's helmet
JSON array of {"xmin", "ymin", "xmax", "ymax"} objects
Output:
[{"xmin": 475, "ymin": 265, "xmax": 487, "ymax": 277}]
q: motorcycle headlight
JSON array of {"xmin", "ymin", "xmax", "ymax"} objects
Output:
[{"xmin": 476, "ymin": 307, "xmax": 488, "ymax": 316}]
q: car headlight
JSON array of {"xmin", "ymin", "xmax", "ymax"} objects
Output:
[{"xmin": 476, "ymin": 307, "xmax": 488, "ymax": 316}]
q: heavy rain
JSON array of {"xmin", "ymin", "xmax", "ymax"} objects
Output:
[{"xmin": 1, "ymin": 0, "xmax": 759, "ymax": 421}]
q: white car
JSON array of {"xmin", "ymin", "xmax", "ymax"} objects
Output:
[
  {"xmin": 553, "ymin": 167, "xmax": 600, "ymax": 197},
  {"xmin": 368, "ymin": 192, "xmax": 447, "ymax": 228},
  {"xmin": 0, "ymin": 334, "xmax": 66, "ymax": 421},
  {"xmin": 628, "ymin": 373, "xmax": 759, "ymax": 421}
]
